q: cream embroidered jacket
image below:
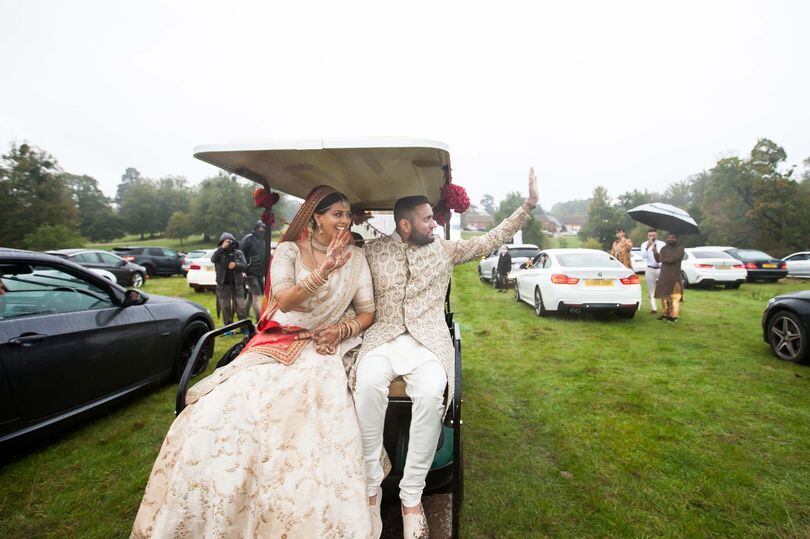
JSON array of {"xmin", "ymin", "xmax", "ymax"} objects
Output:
[{"xmin": 359, "ymin": 206, "xmax": 532, "ymax": 411}]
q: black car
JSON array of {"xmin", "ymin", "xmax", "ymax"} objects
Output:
[
  {"xmin": 0, "ymin": 248, "xmax": 214, "ymax": 451},
  {"xmin": 726, "ymin": 248, "xmax": 788, "ymax": 282},
  {"xmin": 46, "ymin": 249, "xmax": 147, "ymax": 288},
  {"xmin": 112, "ymin": 246, "xmax": 184, "ymax": 276},
  {"xmin": 762, "ymin": 291, "xmax": 810, "ymax": 364}
]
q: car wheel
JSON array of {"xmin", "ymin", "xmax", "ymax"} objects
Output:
[
  {"xmin": 768, "ymin": 311, "xmax": 808, "ymax": 363},
  {"xmin": 680, "ymin": 271, "xmax": 689, "ymax": 289},
  {"xmin": 174, "ymin": 320, "xmax": 213, "ymax": 381},
  {"xmin": 534, "ymin": 287, "xmax": 547, "ymax": 317},
  {"xmin": 724, "ymin": 283, "xmax": 741, "ymax": 290},
  {"xmin": 143, "ymin": 264, "xmax": 156, "ymax": 277},
  {"xmin": 130, "ymin": 272, "xmax": 145, "ymax": 288}
]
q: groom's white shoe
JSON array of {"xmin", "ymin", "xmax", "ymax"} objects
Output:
[
  {"xmin": 401, "ymin": 504, "xmax": 428, "ymax": 539},
  {"xmin": 369, "ymin": 487, "xmax": 382, "ymax": 538}
]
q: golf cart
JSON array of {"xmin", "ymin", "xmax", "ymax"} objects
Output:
[{"xmin": 175, "ymin": 138, "xmax": 464, "ymax": 538}]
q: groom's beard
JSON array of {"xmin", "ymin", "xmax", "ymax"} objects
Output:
[{"xmin": 410, "ymin": 228, "xmax": 435, "ymax": 246}]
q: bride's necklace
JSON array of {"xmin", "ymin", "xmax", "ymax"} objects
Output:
[{"xmin": 310, "ymin": 234, "xmax": 329, "ymax": 254}]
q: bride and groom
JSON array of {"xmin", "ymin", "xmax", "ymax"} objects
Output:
[{"xmin": 132, "ymin": 169, "xmax": 539, "ymax": 538}]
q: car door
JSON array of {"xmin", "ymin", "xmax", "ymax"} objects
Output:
[
  {"xmin": 160, "ymin": 248, "xmax": 183, "ymax": 274},
  {"xmin": 96, "ymin": 251, "xmax": 131, "ymax": 284},
  {"xmin": 0, "ymin": 262, "xmax": 160, "ymax": 421}
]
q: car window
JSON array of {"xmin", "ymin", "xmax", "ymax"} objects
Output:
[
  {"xmin": 73, "ymin": 252, "xmax": 101, "ymax": 263},
  {"xmin": 145, "ymin": 248, "xmax": 162, "ymax": 256},
  {"xmin": 508, "ymin": 248, "xmax": 540, "ymax": 259},
  {"xmin": 0, "ymin": 264, "xmax": 114, "ymax": 320},
  {"xmin": 787, "ymin": 254, "xmax": 807, "ymax": 261},
  {"xmin": 734, "ymin": 249, "xmax": 772, "ymax": 260},
  {"xmin": 97, "ymin": 252, "xmax": 122, "ymax": 264},
  {"xmin": 691, "ymin": 251, "xmax": 734, "ymax": 259},
  {"xmin": 556, "ymin": 253, "xmax": 622, "ymax": 268},
  {"xmin": 161, "ymin": 249, "xmax": 177, "ymax": 257},
  {"xmin": 185, "ymin": 251, "xmax": 207, "ymax": 259}
]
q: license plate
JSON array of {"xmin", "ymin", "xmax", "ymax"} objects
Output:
[
  {"xmin": 716, "ymin": 265, "xmax": 730, "ymax": 270},
  {"xmin": 585, "ymin": 279, "xmax": 613, "ymax": 286},
  {"xmin": 205, "ymin": 267, "xmax": 215, "ymax": 272},
  {"xmin": 762, "ymin": 263, "xmax": 777, "ymax": 268}
]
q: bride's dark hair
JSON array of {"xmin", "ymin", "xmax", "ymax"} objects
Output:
[{"xmin": 314, "ymin": 192, "xmax": 349, "ymax": 215}]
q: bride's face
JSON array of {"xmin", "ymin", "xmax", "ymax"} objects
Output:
[{"xmin": 314, "ymin": 201, "xmax": 352, "ymax": 239}]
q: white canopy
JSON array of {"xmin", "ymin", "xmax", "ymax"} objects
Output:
[{"xmin": 193, "ymin": 137, "xmax": 451, "ymax": 210}]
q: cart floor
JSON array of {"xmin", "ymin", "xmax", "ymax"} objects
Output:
[{"xmin": 381, "ymin": 494, "xmax": 452, "ymax": 538}]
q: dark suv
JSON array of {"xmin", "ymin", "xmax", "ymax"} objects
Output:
[{"xmin": 112, "ymin": 247, "xmax": 184, "ymax": 277}]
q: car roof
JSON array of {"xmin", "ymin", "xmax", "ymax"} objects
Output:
[
  {"xmin": 505, "ymin": 244, "xmax": 539, "ymax": 249},
  {"xmin": 541, "ymin": 248, "xmax": 611, "ymax": 255},
  {"xmin": 45, "ymin": 248, "xmax": 93, "ymax": 255},
  {"xmin": 0, "ymin": 248, "xmax": 125, "ymax": 289}
]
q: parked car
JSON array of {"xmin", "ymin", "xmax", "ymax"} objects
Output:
[
  {"xmin": 630, "ymin": 247, "xmax": 646, "ymax": 274},
  {"xmin": 783, "ymin": 252, "xmax": 810, "ymax": 279},
  {"xmin": 186, "ymin": 249, "xmax": 217, "ymax": 292},
  {"xmin": 89, "ymin": 268, "xmax": 118, "ymax": 284},
  {"xmin": 0, "ymin": 248, "xmax": 214, "ymax": 451},
  {"xmin": 681, "ymin": 248, "xmax": 747, "ymax": 289},
  {"xmin": 514, "ymin": 248, "xmax": 641, "ymax": 318},
  {"xmin": 112, "ymin": 246, "xmax": 184, "ymax": 276},
  {"xmin": 721, "ymin": 248, "xmax": 788, "ymax": 282},
  {"xmin": 762, "ymin": 290, "xmax": 810, "ymax": 363},
  {"xmin": 46, "ymin": 249, "xmax": 147, "ymax": 288},
  {"xmin": 478, "ymin": 244, "xmax": 540, "ymax": 286},
  {"xmin": 181, "ymin": 249, "xmax": 210, "ymax": 276}
]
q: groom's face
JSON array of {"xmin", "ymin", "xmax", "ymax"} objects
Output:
[{"xmin": 407, "ymin": 203, "xmax": 437, "ymax": 246}]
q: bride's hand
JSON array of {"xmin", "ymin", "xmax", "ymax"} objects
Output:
[
  {"xmin": 312, "ymin": 324, "xmax": 341, "ymax": 347},
  {"xmin": 320, "ymin": 228, "xmax": 352, "ymax": 276}
]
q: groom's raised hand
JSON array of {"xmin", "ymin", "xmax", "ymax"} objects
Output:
[{"xmin": 523, "ymin": 167, "xmax": 539, "ymax": 211}]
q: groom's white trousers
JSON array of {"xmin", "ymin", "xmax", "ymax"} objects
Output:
[{"xmin": 355, "ymin": 333, "xmax": 447, "ymax": 507}]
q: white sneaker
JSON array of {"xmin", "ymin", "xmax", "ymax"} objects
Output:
[
  {"xmin": 369, "ymin": 486, "xmax": 382, "ymax": 539},
  {"xmin": 402, "ymin": 505, "xmax": 428, "ymax": 539}
]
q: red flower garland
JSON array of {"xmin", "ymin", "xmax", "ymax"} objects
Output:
[
  {"xmin": 434, "ymin": 183, "xmax": 471, "ymax": 225},
  {"xmin": 253, "ymin": 187, "xmax": 280, "ymax": 226}
]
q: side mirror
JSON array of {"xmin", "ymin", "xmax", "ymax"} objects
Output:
[{"xmin": 122, "ymin": 289, "xmax": 147, "ymax": 307}]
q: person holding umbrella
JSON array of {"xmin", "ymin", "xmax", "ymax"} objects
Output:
[{"xmin": 653, "ymin": 232, "xmax": 685, "ymax": 322}]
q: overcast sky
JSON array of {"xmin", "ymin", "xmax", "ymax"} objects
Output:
[{"xmin": 1, "ymin": 1, "xmax": 808, "ymax": 210}]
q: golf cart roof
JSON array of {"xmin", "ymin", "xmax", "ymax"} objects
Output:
[{"xmin": 193, "ymin": 137, "xmax": 451, "ymax": 210}]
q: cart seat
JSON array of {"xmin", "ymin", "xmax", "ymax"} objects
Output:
[{"xmin": 388, "ymin": 377, "xmax": 408, "ymax": 398}]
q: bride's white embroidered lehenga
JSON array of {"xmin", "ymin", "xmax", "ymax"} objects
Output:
[{"xmin": 132, "ymin": 191, "xmax": 375, "ymax": 538}]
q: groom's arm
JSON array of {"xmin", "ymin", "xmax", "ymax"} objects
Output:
[
  {"xmin": 443, "ymin": 167, "xmax": 539, "ymax": 266},
  {"xmin": 442, "ymin": 206, "xmax": 532, "ymax": 266}
]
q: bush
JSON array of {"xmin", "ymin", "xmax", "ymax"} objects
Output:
[
  {"xmin": 23, "ymin": 224, "xmax": 86, "ymax": 251},
  {"xmin": 582, "ymin": 237, "xmax": 603, "ymax": 250}
]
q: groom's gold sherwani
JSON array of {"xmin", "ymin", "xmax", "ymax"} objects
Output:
[{"xmin": 359, "ymin": 206, "xmax": 532, "ymax": 409}]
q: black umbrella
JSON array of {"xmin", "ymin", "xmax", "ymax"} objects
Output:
[{"xmin": 627, "ymin": 202, "xmax": 700, "ymax": 234}]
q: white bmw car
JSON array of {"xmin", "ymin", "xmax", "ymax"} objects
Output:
[
  {"xmin": 783, "ymin": 252, "xmax": 810, "ymax": 279},
  {"xmin": 186, "ymin": 249, "xmax": 217, "ymax": 292},
  {"xmin": 681, "ymin": 247, "xmax": 747, "ymax": 289},
  {"xmin": 514, "ymin": 248, "xmax": 641, "ymax": 318}
]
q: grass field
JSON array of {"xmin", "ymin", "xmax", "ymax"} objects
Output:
[{"xmin": 0, "ymin": 268, "xmax": 809, "ymax": 537}]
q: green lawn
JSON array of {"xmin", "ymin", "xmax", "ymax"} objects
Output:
[{"xmin": 1, "ymin": 270, "xmax": 809, "ymax": 537}]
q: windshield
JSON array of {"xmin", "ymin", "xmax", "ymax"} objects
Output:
[
  {"xmin": 734, "ymin": 249, "xmax": 773, "ymax": 260},
  {"xmin": 508, "ymin": 248, "xmax": 540, "ymax": 259},
  {"xmin": 691, "ymin": 251, "xmax": 734, "ymax": 259},
  {"xmin": 557, "ymin": 253, "xmax": 622, "ymax": 268}
]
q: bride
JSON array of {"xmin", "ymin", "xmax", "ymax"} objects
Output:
[{"xmin": 132, "ymin": 186, "xmax": 375, "ymax": 538}]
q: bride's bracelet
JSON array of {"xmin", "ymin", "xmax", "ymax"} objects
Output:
[
  {"xmin": 298, "ymin": 267, "xmax": 328, "ymax": 295},
  {"xmin": 336, "ymin": 319, "xmax": 362, "ymax": 341}
]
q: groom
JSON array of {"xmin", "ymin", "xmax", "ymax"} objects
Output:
[{"xmin": 355, "ymin": 168, "xmax": 539, "ymax": 538}]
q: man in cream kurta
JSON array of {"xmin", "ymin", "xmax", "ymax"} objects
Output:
[{"xmin": 355, "ymin": 169, "xmax": 538, "ymax": 536}]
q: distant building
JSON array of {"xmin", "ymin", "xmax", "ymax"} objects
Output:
[
  {"xmin": 461, "ymin": 208, "xmax": 494, "ymax": 231},
  {"xmin": 561, "ymin": 215, "xmax": 586, "ymax": 235},
  {"xmin": 538, "ymin": 214, "xmax": 562, "ymax": 233}
]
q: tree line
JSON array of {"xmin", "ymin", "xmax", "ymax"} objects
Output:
[
  {"xmin": 576, "ymin": 138, "xmax": 810, "ymax": 257},
  {"xmin": 0, "ymin": 142, "xmax": 300, "ymax": 250}
]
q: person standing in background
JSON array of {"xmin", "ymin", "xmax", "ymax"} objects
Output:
[
  {"xmin": 639, "ymin": 228, "xmax": 666, "ymax": 313},
  {"xmin": 241, "ymin": 221, "xmax": 267, "ymax": 320},
  {"xmin": 211, "ymin": 232, "xmax": 248, "ymax": 326},
  {"xmin": 611, "ymin": 228, "xmax": 634, "ymax": 269},
  {"xmin": 496, "ymin": 245, "xmax": 512, "ymax": 292}
]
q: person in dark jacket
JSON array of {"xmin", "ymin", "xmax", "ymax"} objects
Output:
[
  {"xmin": 496, "ymin": 245, "xmax": 512, "ymax": 292},
  {"xmin": 240, "ymin": 221, "xmax": 267, "ymax": 320},
  {"xmin": 653, "ymin": 232, "xmax": 685, "ymax": 322},
  {"xmin": 211, "ymin": 232, "xmax": 248, "ymax": 325}
]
